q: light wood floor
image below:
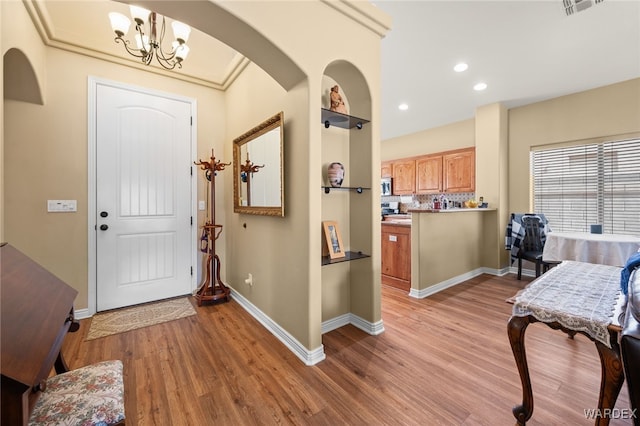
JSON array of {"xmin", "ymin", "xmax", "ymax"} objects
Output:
[{"xmin": 62, "ymin": 273, "xmax": 633, "ymax": 425}]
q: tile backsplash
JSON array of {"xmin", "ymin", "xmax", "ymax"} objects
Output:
[{"xmin": 382, "ymin": 193, "xmax": 476, "ymax": 213}]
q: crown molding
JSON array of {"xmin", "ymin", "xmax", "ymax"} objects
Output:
[{"xmin": 320, "ymin": 0, "xmax": 392, "ymax": 38}]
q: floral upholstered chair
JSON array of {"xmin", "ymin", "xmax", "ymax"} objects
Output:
[{"xmin": 29, "ymin": 360, "xmax": 125, "ymax": 426}]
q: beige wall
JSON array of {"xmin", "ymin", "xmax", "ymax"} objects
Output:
[
  {"xmin": 2, "ymin": 0, "xmax": 390, "ymax": 357},
  {"xmin": 381, "ymin": 118, "xmax": 475, "ymax": 161},
  {"xmin": 508, "ymin": 78, "xmax": 640, "ymax": 215}
]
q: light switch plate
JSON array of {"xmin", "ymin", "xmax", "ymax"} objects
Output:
[{"xmin": 47, "ymin": 200, "xmax": 77, "ymax": 212}]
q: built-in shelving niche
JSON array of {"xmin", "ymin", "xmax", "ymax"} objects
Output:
[{"xmin": 321, "ymin": 108, "xmax": 371, "ymax": 266}]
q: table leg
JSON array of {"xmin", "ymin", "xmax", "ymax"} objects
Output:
[
  {"xmin": 593, "ymin": 336, "xmax": 624, "ymax": 426},
  {"xmin": 508, "ymin": 315, "xmax": 534, "ymax": 425}
]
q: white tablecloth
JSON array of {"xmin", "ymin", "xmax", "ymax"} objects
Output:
[
  {"xmin": 543, "ymin": 231, "xmax": 640, "ymax": 267},
  {"xmin": 513, "ymin": 261, "xmax": 621, "ymax": 347}
]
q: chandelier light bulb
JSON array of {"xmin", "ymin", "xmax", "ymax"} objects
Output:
[
  {"xmin": 175, "ymin": 44, "xmax": 190, "ymax": 61},
  {"xmin": 109, "ymin": 12, "xmax": 131, "ymax": 37},
  {"xmin": 171, "ymin": 21, "xmax": 191, "ymax": 44},
  {"xmin": 135, "ymin": 34, "xmax": 150, "ymax": 52},
  {"xmin": 129, "ymin": 5, "xmax": 151, "ymax": 26}
]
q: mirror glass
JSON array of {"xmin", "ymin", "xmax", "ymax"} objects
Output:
[{"xmin": 233, "ymin": 112, "xmax": 284, "ymax": 216}]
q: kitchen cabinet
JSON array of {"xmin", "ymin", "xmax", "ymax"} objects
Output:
[
  {"xmin": 381, "ymin": 223, "xmax": 411, "ymax": 291},
  {"xmin": 416, "ymin": 154, "xmax": 443, "ymax": 194},
  {"xmin": 443, "ymin": 148, "xmax": 475, "ymax": 193},
  {"xmin": 381, "ymin": 161, "xmax": 392, "ymax": 178},
  {"xmin": 391, "ymin": 159, "xmax": 416, "ymax": 195},
  {"xmin": 383, "ymin": 147, "xmax": 474, "ymax": 196}
]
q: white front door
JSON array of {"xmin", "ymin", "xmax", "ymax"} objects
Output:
[{"xmin": 95, "ymin": 82, "xmax": 193, "ymax": 311}]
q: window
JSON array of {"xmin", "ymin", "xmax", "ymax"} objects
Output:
[{"xmin": 532, "ymin": 139, "xmax": 640, "ymax": 236}]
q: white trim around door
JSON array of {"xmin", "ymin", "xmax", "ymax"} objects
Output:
[{"xmin": 87, "ymin": 76, "xmax": 198, "ymax": 316}]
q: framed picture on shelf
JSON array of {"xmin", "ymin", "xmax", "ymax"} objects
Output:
[{"xmin": 322, "ymin": 220, "xmax": 346, "ymax": 259}]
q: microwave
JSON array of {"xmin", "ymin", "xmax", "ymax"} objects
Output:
[{"xmin": 381, "ymin": 177, "xmax": 392, "ymax": 196}]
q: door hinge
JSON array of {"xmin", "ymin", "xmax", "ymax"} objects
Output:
[
  {"xmin": 190, "ymin": 116, "xmax": 193, "ymax": 126},
  {"xmin": 190, "ymin": 266, "xmax": 193, "ymax": 276},
  {"xmin": 190, "ymin": 216, "xmax": 193, "ymax": 226},
  {"xmin": 190, "ymin": 166, "xmax": 193, "ymax": 176}
]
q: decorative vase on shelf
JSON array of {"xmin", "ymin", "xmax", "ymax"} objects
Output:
[{"xmin": 327, "ymin": 162, "xmax": 345, "ymax": 188}]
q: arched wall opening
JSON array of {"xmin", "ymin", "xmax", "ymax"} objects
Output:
[
  {"xmin": 3, "ymin": 48, "xmax": 43, "ymax": 105},
  {"xmin": 319, "ymin": 59, "xmax": 381, "ymax": 336}
]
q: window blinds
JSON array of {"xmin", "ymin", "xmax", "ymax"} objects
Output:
[{"xmin": 532, "ymin": 139, "xmax": 640, "ymax": 236}]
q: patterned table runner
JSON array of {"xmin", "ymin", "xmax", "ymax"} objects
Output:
[{"xmin": 513, "ymin": 261, "xmax": 621, "ymax": 347}]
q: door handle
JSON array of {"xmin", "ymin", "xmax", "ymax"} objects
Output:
[{"xmin": 100, "ymin": 224, "xmax": 109, "ymax": 231}]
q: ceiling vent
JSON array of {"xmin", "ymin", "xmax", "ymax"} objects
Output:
[{"xmin": 563, "ymin": 0, "xmax": 604, "ymax": 16}]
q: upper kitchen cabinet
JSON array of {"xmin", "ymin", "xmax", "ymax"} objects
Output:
[
  {"xmin": 416, "ymin": 154, "xmax": 443, "ymax": 194},
  {"xmin": 443, "ymin": 148, "xmax": 475, "ymax": 193},
  {"xmin": 381, "ymin": 161, "xmax": 392, "ymax": 178},
  {"xmin": 391, "ymin": 159, "xmax": 416, "ymax": 195}
]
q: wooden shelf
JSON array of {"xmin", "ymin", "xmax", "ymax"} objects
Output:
[
  {"xmin": 321, "ymin": 251, "xmax": 370, "ymax": 266},
  {"xmin": 321, "ymin": 108, "xmax": 370, "ymax": 129},
  {"xmin": 322, "ymin": 186, "xmax": 370, "ymax": 194}
]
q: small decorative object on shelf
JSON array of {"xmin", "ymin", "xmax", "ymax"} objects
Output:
[
  {"xmin": 322, "ymin": 220, "xmax": 346, "ymax": 259},
  {"xmin": 329, "ymin": 85, "xmax": 348, "ymax": 114},
  {"xmin": 327, "ymin": 162, "xmax": 345, "ymax": 188}
]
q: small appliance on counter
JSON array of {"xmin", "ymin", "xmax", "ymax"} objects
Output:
[
  {"xmin": 381, "ymin": 201, "xmax": 399, "ymax": 216},
  {"xmin": 381, "ymin": 177, "xmax": 392, "ymax": 196}
]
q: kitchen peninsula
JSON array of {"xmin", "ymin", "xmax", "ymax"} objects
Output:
[{"xmin": 407, "ymin": 207, "xmax": 498, "ymax": 298}]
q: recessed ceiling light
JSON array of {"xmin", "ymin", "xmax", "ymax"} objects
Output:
[
  {"xmin": 454, "ymin": 62, "xmax": 468, "ymax": 72},
  {"xmin": 398, "ymin": 103, "xmax": 409, "ymax": 111},
  {"xmin": 473, "ymin": 82, "xmax": 487, "ymax": 91}
]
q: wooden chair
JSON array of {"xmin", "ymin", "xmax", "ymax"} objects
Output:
[
  {"xmin": 517, "ymin": 215, "xmax": 552, "ymax": 280},
  {"xmin": 28, "ymin": 360, "xmax": 125, "ymax": 426}
]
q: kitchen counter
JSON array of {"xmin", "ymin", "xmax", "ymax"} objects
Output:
[
  {"xmin": 408, "ymin": 207, "xmax": 496, "ymax": 213},
  {"xmin": 382, "ymin": 219, "xmax": 411, "ymax": 226},
  {"xmin": 382, "ymin": 214, "xmax": 412, "ymax": 226}
]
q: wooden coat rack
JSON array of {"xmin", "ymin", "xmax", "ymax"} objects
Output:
[{"xmin": 194, "ymin": 150, "xmax": 230, "ymax": 306}]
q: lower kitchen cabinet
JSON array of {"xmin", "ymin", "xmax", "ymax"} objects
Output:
[{"xmin": 381, "ymin": 223, "xmax": 411, "ymax": 291}]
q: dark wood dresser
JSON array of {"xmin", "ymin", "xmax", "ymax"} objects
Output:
[{"xmin": 1, "ymin": 243, "xmax": 78, "ymax": 425}]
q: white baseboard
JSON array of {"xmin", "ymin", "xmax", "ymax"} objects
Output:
[
  {"xmin": 321, "ymin": 312, "xmax": 385, "ymax": 335},
  {"xmin": 409, "ymin": 266, "xmax": 511, "ymax": 299},
  {"xmin": 75, "ymin": 308, "xmax": 91, "ymax": 320},
  {"xmin": 228, "ymin": 287, "xmax": 326, "ymax": 366}
]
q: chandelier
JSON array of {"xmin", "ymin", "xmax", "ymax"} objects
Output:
[{"xmin": 108, "ymin": 6, "xmax": 191, "ymax": 70}]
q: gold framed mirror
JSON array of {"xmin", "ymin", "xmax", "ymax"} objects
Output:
[{"xmin": 233, "ymin": 112, "xmax": 284, "ymax": 217}]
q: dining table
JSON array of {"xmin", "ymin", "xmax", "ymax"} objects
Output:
[{"xmin": 542, "ymin": 231, "xmax": 640, "ymax": 267}]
